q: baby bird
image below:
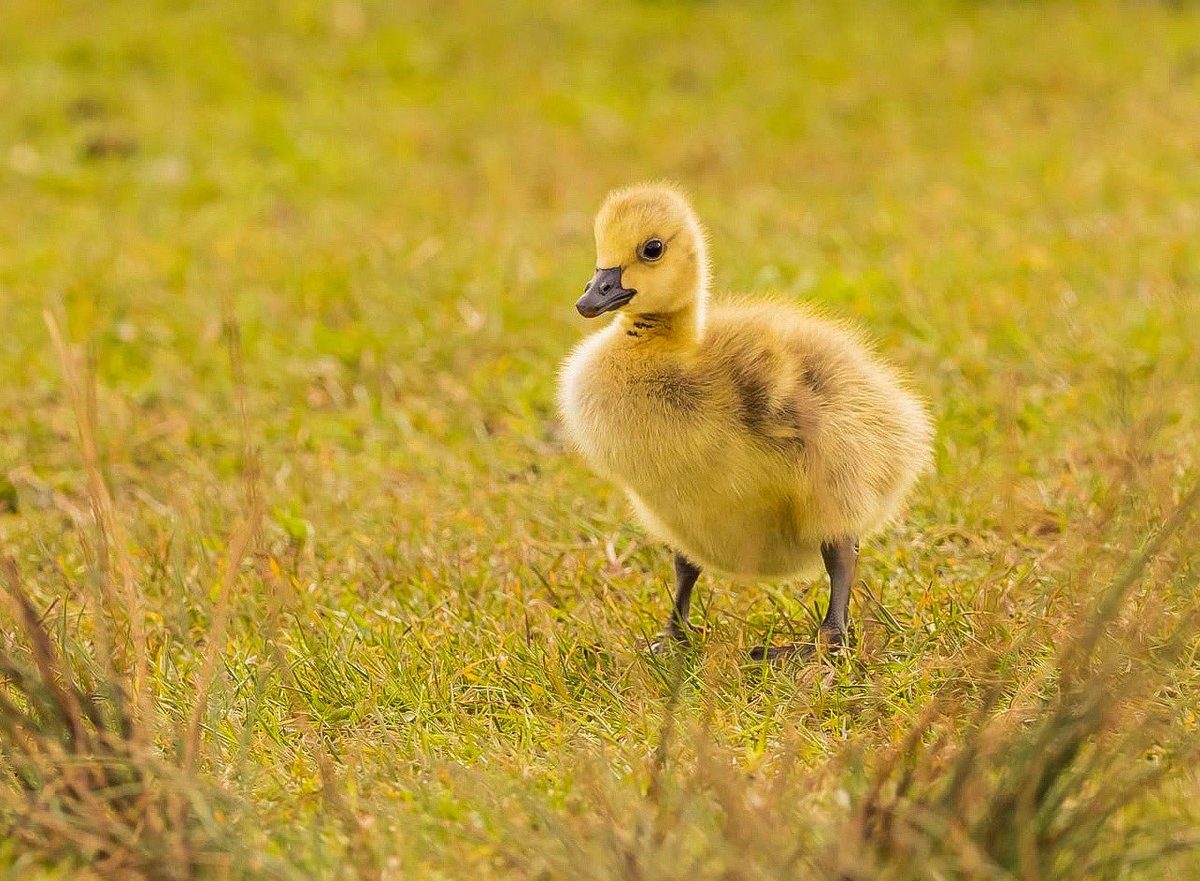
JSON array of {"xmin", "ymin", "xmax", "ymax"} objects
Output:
[{"xmin": 558, "ymin": 184, "xmax": 933, "ymax": 660}]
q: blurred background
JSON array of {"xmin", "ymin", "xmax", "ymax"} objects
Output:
[{"xmin": 3, "ymin": 1, "xmax": 1198, "ymax": 527}]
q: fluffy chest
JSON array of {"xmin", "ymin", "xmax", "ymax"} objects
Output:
[{"xmin": 558, "ymin": 332, "xmax": 720, "ymax": 486}]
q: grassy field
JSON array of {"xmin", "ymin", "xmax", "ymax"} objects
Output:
[{"xmin": 2, "ymin": 0, "xmax": 1200, "ymax": 878}]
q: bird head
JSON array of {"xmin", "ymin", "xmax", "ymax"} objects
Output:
[{"xmin": 576, "ymin": 183, "xmax": 709, "ymax": 323}]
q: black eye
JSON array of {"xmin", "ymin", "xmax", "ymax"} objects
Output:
[{"xmin": 639, "ymin": 238, "xmax": 665, "ymax": 262}]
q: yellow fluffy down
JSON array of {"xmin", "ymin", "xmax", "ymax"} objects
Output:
[{"xmin": 559, "ymin": 186, "xmax": 933, "ymax": 579}]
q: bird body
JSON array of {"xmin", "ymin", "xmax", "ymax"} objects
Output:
[
  {"xmin": 560, "ymin": 299, "xmax": 930, "ymax": 578},
  {"xmin": 557, "ymin": 183, "xmax": 933, "ymax": 657}
]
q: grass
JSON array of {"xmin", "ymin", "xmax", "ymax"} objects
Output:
[{"xmin": 2, "ymin": 0, "xmax": 1200, "ymax": 877}]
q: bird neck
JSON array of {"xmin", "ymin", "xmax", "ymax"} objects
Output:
[
  {"xmin": 616, "ymin": 281, "xmax": 708, "ymax": 348},
  {"xmin": 617, "ymin": 299, "xmax": 705, "ymax": 348}
]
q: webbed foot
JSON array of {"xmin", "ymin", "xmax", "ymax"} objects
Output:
[
  {"xmin": 650, "ymin": 621, "xmax": 697, "ymax": 654},
  {"xmin": 749, "ymin": 623, "xmax": 847, "ymax": 663}
]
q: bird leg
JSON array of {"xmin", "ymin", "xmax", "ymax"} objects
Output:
[
  {"xmin": 751, "ymin": 536, "xmax": 859, "ymax": 662},
  {"xmin": 818, "ymin": 536, "xmax": 859, "ymax": 643},
  {"xmin": 652, "ymin": 552, "xmax": 701, "ymax": 652}
]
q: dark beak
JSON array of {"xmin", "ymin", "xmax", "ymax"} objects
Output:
[{"xmin": 575, "ymin": 266, "xmax": 636, "ymax": 318}]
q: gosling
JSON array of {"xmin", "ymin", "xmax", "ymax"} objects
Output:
[{"xmin": 558, "ymin": 183, "xmax": 934, "ymax": 660}]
